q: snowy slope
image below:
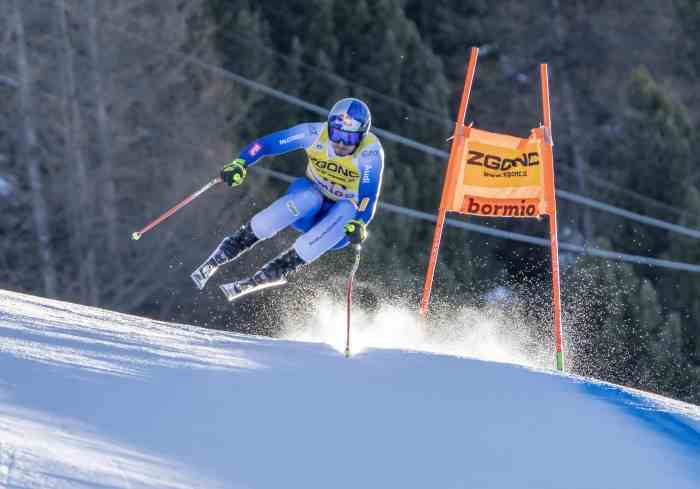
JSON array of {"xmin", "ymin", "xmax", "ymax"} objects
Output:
[{"xmin": 0, "ymin": 289, "xmax": 698, "ymax": 489}]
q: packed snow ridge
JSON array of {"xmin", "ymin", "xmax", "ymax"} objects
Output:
[{"xmin": 0, "ymin": 289, "xmax": 698, "ymax": 488}]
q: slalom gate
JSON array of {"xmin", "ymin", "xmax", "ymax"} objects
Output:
[{"xmin": 419, "ymin": 47, "xmax": 564, "ymax": 371}]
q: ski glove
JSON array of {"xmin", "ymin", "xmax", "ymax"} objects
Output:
[
  {"xmin": 344, "ymin": 219, "xmax": 367, "ymax": 245},
  {"xmin": 221, "ymin": 159, "xmax": 247, "ymax": 187}
]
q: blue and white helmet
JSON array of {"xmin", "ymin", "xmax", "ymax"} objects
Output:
[{"xmin": 327, "ymin": 98, "xmax": 371, "ymax": 147}]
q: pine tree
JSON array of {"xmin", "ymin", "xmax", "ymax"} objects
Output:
[{"xmin": 597, "ymin": 67, "xmax": 693, "ymax": 258}]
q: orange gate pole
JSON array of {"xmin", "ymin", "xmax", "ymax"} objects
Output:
[
  {"xmin": 419, "ymin": 47, "xmax": 479, "ymax": 317},
  {"xmin": 540, "ymin": 64, "xmax": 565, "ymax": 371}
]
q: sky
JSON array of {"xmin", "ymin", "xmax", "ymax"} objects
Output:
[{"xmin": 0, "ymin": 288, "xmax": 698, "ymax": 488}]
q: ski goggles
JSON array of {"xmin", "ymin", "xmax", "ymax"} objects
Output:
[{"xmin": 329, "ymin": 126, "xmax": 363, "ymax": 146}]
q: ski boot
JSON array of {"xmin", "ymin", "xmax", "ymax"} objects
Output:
[
  {"xmin": 191, "ymin": 223, "xmax": 259, "ymax": 290},
  {"xmin": 220, "ymin": 248, "xmax": 306, "ymax": 301}
]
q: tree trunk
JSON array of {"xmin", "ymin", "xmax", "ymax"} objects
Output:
[
  {"xmin": 87, "ymin": 0, "xmax": 119, "ymax": 260},
  {"xmin": 56, "ymin": 0, "xmax": 99, "ymax": 306},
  {"xmin": 551, "ymin": 0, "xmax": 594, "ymax": 242},
  {"xmin": 13, "ymin": 0, "xmax": 58, "ymax": 298}
]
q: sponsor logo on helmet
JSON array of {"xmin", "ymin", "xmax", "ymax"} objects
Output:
[
  {"xmin": 361, "ymin": 149, "xmax": 379, "ymax": 157},
  {"xmin": 332, "ymin": 112, "xmax": 363, "ymax": 132}
]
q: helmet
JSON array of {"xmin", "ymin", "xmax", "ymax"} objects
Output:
[{"xmin": 327, "ymin": 98, "xmax": 371, "ymax": 146}]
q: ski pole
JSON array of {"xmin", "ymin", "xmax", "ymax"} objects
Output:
[
  {"xmin": 131, "ymin": 177, "xmax": 222, "ymax": 241},
  {"xmin": 345, "ymin": 244, "xmax": 362, "ymax": 358}
]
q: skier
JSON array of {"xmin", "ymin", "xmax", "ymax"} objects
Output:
[{"xmin": 191, "ymin": 97, "xmax": 385, "ymax": 301}]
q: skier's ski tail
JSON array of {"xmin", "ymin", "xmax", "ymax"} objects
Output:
[{"xmin": 191, "ymin": 263, "xmax": 217, "ymax": 290}]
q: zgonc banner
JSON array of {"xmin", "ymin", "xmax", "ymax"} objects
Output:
[{"xmin": 451, "ymin": 127, "xmax": 548, "ymax": 218}]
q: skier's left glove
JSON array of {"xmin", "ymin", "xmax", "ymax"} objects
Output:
[
  {"xmin": 344, "ymin": 219, "xmax": 367, "ymax": 245},
  {"xmin": 220, "ymin": 159, "xmax": 247, "ymax": 187}
]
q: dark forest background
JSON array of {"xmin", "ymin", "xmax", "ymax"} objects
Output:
[{"xmin": 2, "ymin": 0, "xmax": 700, "ymax": 403}]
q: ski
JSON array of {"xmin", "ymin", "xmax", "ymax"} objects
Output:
[
  {"xmin": 191, "ymin": 258, "xmax": 220, "ymax": 290},
  {"xmin": 219, "ymin": 277, "xmax": 287, "ymax": 302},
  {"xmin": 191, "ymin": 225, "xmax": 260, "ymax": 290}
]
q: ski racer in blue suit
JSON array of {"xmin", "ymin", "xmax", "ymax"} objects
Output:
[{"xmin": 191, "ymin": 98, "xmax": 384, "ymax": 301}]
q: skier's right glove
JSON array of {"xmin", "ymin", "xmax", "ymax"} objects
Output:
[
  {"xmin": 220, "ymin": 159, "xmax": 247, "ymax": 187},
  {"xmin": 344, "ymin": 219, "xmax": 367, "ymax": 245}
]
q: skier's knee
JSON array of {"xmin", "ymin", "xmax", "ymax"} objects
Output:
[
  {"xmin": 250, "ymin": 214, "xmax": 276, "ymax": 240},
  {"xmin": 297, "ymin": 188, "xmax": 325, "ymax": 212},
  {"xmin": 251, "ymin": 189, "xmax": 322, "ymax": 239}
]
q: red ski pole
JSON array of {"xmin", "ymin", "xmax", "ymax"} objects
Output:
[
  {"xmin": 131, "ymin": 177, "xmax": 222, "ymax": 241},
  {"xmin": 345, "ymin": 244, "xmax": 362, "ymax": 358}
]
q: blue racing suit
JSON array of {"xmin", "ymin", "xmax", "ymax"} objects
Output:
[{"xmin": 237, "ymin": 122, "xmax": 384, "ymax": 263}]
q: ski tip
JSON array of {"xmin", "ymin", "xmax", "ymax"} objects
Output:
[{"xmin": 131, "ymin": 232, "xmax": 141, "ymax": 241}]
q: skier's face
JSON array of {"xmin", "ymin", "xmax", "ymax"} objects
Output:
[
  {"xmin": 331, "ymin": 140, "xmax": 357, "ymax": 156},
  {"xmin": 328, "ymin": 125, "xmax": 361, "ymax": 156}
]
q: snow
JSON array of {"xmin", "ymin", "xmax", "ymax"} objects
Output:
[{"xmin": 0, "ymin": 289, "xmax": 698, "ymax": 488}]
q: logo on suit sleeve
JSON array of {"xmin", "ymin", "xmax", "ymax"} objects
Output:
[
  {"xmin": 362, "ymin": 164, "xmax": 372, "ymax": 183},
  {"xmin": 279, "ymin": 133, "xmax": 305, "ymax": 145},
  {"xmin": 249, "ymin": 143, "xmax": 262, "ymax": 156}
]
